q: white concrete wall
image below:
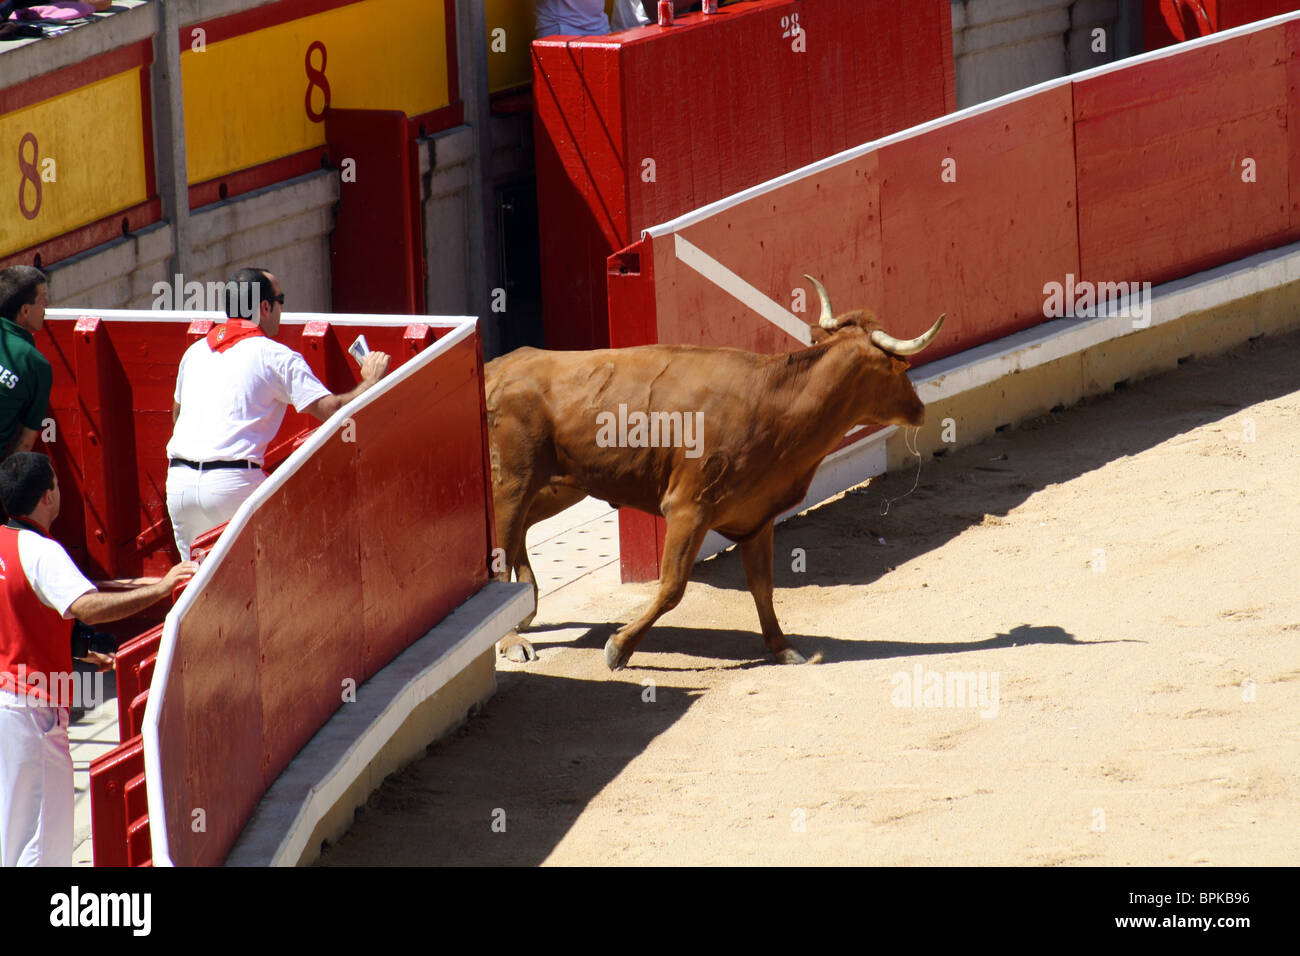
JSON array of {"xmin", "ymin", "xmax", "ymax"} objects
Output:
[
  {"xmin": 419, "ymin": 111, "xmax": 532, "ymax": 342},
  {"xmin": 421, "ymin": 127, "xmax": 475, "ymax": 316},
  {"xmin": 188, "ymin": 171, "xmax": 338, "ymax": 314},
  {"xmin": 46, "ymin": 223, "xmax": 175, "ymax": 311},
  {"xmin": 46, "ymin": 171, "xmax": 338, "ymax": 314},
  {"xmin": 952, "ymin": 0, "xmax": 1122, "ymax": 108}
]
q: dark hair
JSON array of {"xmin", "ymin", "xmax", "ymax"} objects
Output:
[
  {"xmin": 0, "ymin": 452, "xmax": 55, "ymax": 518},
  {"xmin": 225, "ymin": 267, "xmax": 276, "ymax": 319},
  {"xmin": 0, "ymin": 265, "xmax": 48, "ymax": 323}
]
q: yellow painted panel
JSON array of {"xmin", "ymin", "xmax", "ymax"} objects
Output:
[
  {"xmin": 486, "ymin": 1, "xmax": 619, "ymax": 93},
  {"xmin": 182, "ymin": 0, "xmax": 450, "ymax": 185},
  {"xmin": 0, "ymin": 71, "xmax": 148, "ymax": 260}
]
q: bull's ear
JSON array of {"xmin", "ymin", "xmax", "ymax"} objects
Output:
[
  {"xmin": 809, "ymin": 323, "xmax": 832, "ymax": 344},
  {"xmin": 890, "ymin": 356, "xmax": 912, "ymax": 374}
]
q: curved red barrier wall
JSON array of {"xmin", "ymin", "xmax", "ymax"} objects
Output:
[
  {"xmin": 38, "ymin": 313, "xmax": 439, "ymax": 580},
  {"xmin": 148, "ymin": 326, "xmax": 491, "ymax": 866},
  {"xmin": 608, "ymin": 14, "xmax": 1300, "ymax": 581}
]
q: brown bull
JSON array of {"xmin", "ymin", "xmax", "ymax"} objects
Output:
[{"xmin": 485, "ymin": 276, "xmax": 945, "ymax": 670}]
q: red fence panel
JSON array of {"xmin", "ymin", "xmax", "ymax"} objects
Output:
[
  {"xmin": 879, "ymin": 85, "xmax": 1079, "ymax": 359},
  {"xmin": 39, "ymin": 312, "xmax": 439, "ymax": 580},
  {"xmin": 535, "ymin": 0, "xmax": 954, "ymax": 352},
  {"xmin": 1074, "ymin": 26, "xmax": 1292, "ymax": 288},
  {"xmin": 115, "ymin": 625, "xmax": 163, "ymax": 741},
  {"xmin": 610, "ymin": 14, "xmax": 1300, "ymax": 582},
  {"xmin": 144, "ymin": 320, "xmax": 492, "ymax": 866},
  {"xmin": 89, "ymin": 737, "xmax": 144, "ymax": 868},
  {"xmin": 326, "ymin": 109, "xmax": 426, "ymax": 315}
]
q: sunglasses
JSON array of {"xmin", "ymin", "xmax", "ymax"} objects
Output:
[{"xmin": 269, "ymin": 293, "xmax": 285, "ymax": 305}]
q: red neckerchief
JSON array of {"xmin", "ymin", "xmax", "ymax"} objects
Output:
[
  {"xmin": 5, "ymin": 516, "xmax": 49, "ymax": 538},
  {"xmin": 207, "ymin": 318, "xmax": 266, "ymax": 353}
]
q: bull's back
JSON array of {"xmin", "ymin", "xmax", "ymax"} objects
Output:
[{"xmin": 485, "ymin": 345, "xmax": 772, "ymax": 512}]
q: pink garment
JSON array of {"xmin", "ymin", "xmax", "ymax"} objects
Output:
[{"xmin": 16, "ymin": 3, "xmax": 96, "ymax": 20}]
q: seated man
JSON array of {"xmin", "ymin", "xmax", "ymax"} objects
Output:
[{"xmin": 165, "ymin": 267, "xmax": 389, "ymax": 560}]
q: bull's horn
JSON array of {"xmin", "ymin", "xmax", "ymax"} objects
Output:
[
  {"xmin": 870, "ymin": 313, "xmax": 946, "ymax": 356},
  {"xmin": 803, "ymin": 274, "xmax": 837, "ymax": 330}
]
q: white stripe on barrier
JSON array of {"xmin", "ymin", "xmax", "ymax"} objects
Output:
[
  {"xmin": 144, "ymin": 316, "xmax": 480, "ymax": 867},
  {"xmin": 674, "ymin": 234, "xmax": 812, "ymax": 346},
  {"xmin": 644, "ymin": 10, "xmax": 1300, "ymax": 241}
]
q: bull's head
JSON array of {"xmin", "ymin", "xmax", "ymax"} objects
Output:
[{"xmin": 803, "ymin": 274, "xmax": 945, "ymax": 428}]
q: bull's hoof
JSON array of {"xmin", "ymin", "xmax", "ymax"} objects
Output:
[
  {"xmin": 604, "ymin": 636, "xmax": 630, "ymax": 671},
  {"xmin": 772, "ymin": 647, "xmax": 807, "ymax": 665},
  {"xmin": 500, "ymin": 637, "xmax": 537, "ymax": 663}
]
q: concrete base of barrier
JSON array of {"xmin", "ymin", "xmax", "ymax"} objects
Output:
[
  {"xmin": 224, "ymin": 581, "xmax": 534, "ymax": 867},
  {"xmin": 698, "ymin": 240, "xmax": 1300, "ymax": 562}
]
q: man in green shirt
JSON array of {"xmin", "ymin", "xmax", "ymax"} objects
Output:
[{"xmin": 0, "ymin": 266, "xmax": 52, "ymax": 461}]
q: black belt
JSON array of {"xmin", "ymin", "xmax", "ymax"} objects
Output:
[{"xmin": 169, "ymin": 458, "xmax": 261, "ymax": 470}]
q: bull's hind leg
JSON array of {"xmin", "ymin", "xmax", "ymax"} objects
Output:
[
  {"xmin": 605, "ymin": 508, "xmax": 711, "ymax": 671},
  {"xmin": 511, "ymin": 484, "xmax": 587, "ymax": 627},
  {"xmin": 496, "ymin": 482, "xmax": 588, "ymax": 662},
  {"xmin": 740, "ymin": 521, "xmax": 805, "ymax": 665},
  {"xmin": 494, "ymin": 477, "xmax": 543, "ymax": 663}
]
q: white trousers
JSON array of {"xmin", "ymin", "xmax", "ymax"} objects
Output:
[
  {"xmin": 0, "ymin": 690, "xmax": 73, "ymax": 867},
  {"xmin": 166, "ymin": 465, "xmax": 266, "ymax": 560}
]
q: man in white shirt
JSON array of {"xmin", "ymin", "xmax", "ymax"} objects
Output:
[
  {"xmin": 1, "ymin": 452, "xmax": 195, "ymax": 866},
  {"xmin": 165, "ymin": 268, "xmax": 390, "ymax": 560}
]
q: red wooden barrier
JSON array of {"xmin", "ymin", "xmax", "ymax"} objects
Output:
[
  {"xmin": 534, "ymin": 0, "xmax": 954, "ymax": 352},
  {"xmin": 879, "ymin": 85, "xmax": 1080, "ymax": 358},
  {"xmin": 89, "ymin": 736, "xmax": 144, "ymax": 868},
  {"xmin": 1074, "ymin": 27, "xmax": 1293, "ymax": 286},
  {"xmin": 326, "ymin": 110, "xmax": 426, "ymax": 315},
  {"xmin": 114, "ymin": 624, "xmax": 163, "ymax": 742},
  {"xmin": 608, "ymin": 14, "xmax": 1300, "ymax": 582},
  {"xmin": 38, "ymin": 313, "xmax": 436, "ymax": 579},
  {"xmin": 142, "ymin": 322, "xmax": 492, "ymax": 866}
]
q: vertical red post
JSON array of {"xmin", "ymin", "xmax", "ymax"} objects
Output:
[
  {"xmin": 72, "ymin": 317, "xmax": 129, "ymax": 577},
  {"xmin": 403, "ymin": 323, "xmax": 433, "ymax": 356},
  {"xmin": 299, "ymin": 320, "xmax": 332, "ymax": 385},
  {"xmin": 326, "ymin": 109, "xmax": 425, "ymax": 315}
]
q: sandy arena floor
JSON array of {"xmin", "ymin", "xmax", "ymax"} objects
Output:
[{"xmin": 319, "ymin": 330, "xmax": 1300, "ymax": 866}]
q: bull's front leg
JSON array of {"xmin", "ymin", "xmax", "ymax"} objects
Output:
[
  {"xmin": 605, "ymin": 506, "xmax": 711, "ymax": 671},
  {"xmin": 739, "ymin": 520, "xmax": 806, "ymax": 665}
]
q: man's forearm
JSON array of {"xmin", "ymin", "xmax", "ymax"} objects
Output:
[
  {"xmin": 306, "ymin": 378, "xmax": 381, "ymax": 422},
  {"xmin": 70, "ymin": 579, "xmax": 176, "ymax": 626},
  {"xmin": 333, "ymin": 377, "xmax": 380, "ymax": 410}
]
